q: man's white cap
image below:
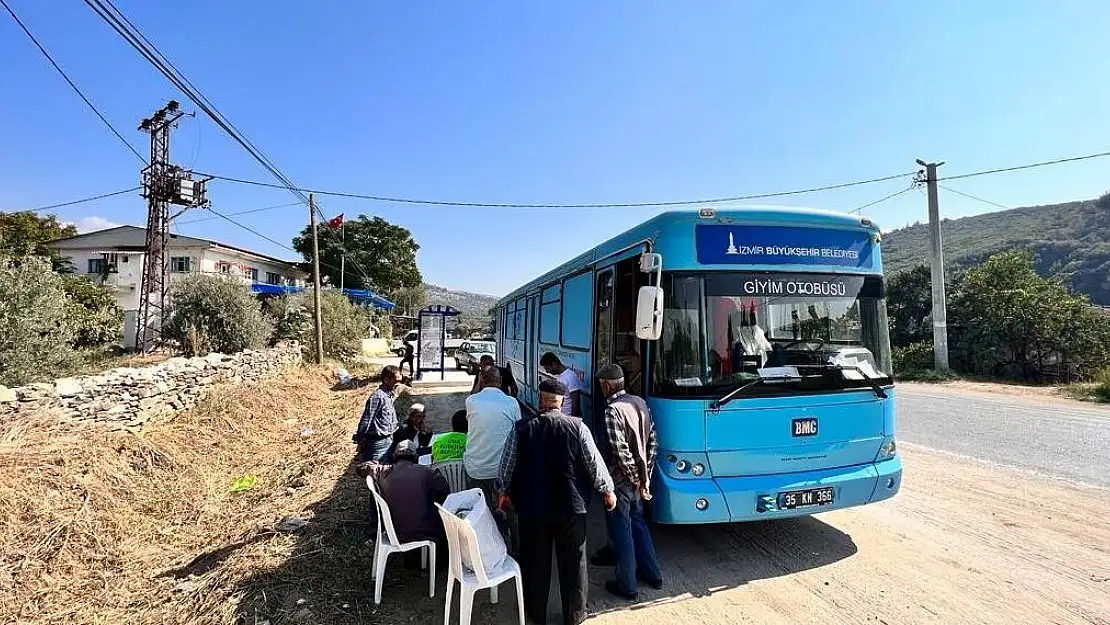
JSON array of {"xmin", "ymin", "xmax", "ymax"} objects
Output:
[{"xmin": 410, "ymin": 403, "xmax": 425, "ymax": 413}]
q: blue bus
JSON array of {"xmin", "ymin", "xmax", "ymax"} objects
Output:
[{"xmin": 493, "ymin": 207, "xmax": 901, "ymax": 524}]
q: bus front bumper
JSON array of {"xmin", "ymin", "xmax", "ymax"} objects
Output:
[{"xmin": 650, "ymin": 456, "xmax": 902, "ymax": 524}]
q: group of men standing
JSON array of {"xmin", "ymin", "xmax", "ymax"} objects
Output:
[
  {"xmin": 488, "ymin": 353, "xmax": 663, "ymax": 625},
  {"xmin": 353, "ymin": 352, "xmax": 663, "ymax": 625}
]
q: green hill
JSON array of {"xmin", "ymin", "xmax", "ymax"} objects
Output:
[
  {"xmin": 881, "ymin": 194, "xmax": 1110, "ymax": 305},
  {"xmin": 423, "ymin": 283, "xmax": 499, "ymax": 324}
]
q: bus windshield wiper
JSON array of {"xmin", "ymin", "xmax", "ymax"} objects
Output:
[
  {"xmin": 826, "ymin": 364, "xmax": 888, "ymax": 399},
  {"xmin": 710, "ymin": 369, "xmax": 803, "ymax": 410}
]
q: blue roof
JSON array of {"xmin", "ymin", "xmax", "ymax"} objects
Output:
[{"xmin": 250, "ymin": 283, "xmax": 396, "ymax": 310}]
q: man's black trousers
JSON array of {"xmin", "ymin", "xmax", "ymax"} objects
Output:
[{"xmin": 516, "ymin": 513, "xmax": 588, "ymax": 625}]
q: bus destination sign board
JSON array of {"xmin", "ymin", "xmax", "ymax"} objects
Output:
[{"xmin": 695, "ymin": 225, "xmax": 874, "ymax": 269}]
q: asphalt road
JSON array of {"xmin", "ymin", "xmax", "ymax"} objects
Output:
[{"xmin": 897, "ymin": 385, "xmax": 1110, "ymax": 488}]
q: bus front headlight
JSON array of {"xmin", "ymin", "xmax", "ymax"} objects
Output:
[
  {"xmin": 675, "ymin": 459, "xmax": 690, "ymax": 473},
  {"xmin": 691, "ymin": 463, "xmax": 705, "ymax": 477}
]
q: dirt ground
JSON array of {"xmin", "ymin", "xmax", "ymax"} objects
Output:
[
  {"xmin": 900, "ymin": 379, "xmax": 1080, "ymax": 403},
  {"xmin": 403, "ymin": 385, "xmax": 1110, "ymax": 625},
  {"xmin": 5, "ymin": 372, "xmax": 1105, "ymax": 625}
]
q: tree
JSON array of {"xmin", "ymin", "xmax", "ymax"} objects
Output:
[
  {"xmin": 292, "ymin": 215, "xmax": 422, "ymax": 295},
  {"xmin": 62, "ymin": 275, "xmax": 124, "ymax": 348},
  {"xmin": 391, "ymin": 284, "xmax": 428, "ymax": 317},
  {"xmin": 163, "ymin": 275, "xmax": 272, "ymax": 356},
  {"xmin": 948, "ymin": 250, "xmax": 1110, "ymax": 381},
  {"xmin": 0, "ymin": 257, "xmax": 74, "ymax": 386},
  {"xmin": 268, "ymin": 288, "xmax": 373, "ymax": 360},
  {"xmin": 0, "ymin": 212, "xmax": 78, "ymax": 272},
  {"xmin": 885, "ymin": 265, "xmax": 934, "ymax": 348}
]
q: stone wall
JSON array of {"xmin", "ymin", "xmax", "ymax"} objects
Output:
[{"xmin": 0, "ymin": 343, "xmax": 302, "ymax": 430}]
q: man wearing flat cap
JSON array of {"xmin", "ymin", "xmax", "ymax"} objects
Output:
[
  {"xmin": 595, "ymin": 362, "xmax": 663, "ymax": 600},
  {"xmin": 496, "ymin": 377, "xmax": 615, "ymax": 625}
]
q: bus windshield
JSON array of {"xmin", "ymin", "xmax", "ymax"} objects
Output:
[{"xmin": 652, "ymin": 271, "xmax": 893, "ymax": 398}]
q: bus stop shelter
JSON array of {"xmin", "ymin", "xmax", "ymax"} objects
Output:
[{"xmin": 417, "ymin": 304, "xmax": 460, "ymax": 381}]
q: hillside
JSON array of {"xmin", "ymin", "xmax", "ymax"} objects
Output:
[
  {"xmin": 422, "ymin": 282, "xmax": 500, "ymax": 324},
  {"xmin": 882, "ymin": 194, "xmax": 1110, "ymax": 305}
]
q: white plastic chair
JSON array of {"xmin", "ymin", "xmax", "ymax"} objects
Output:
[
  {"xmin": 435, "ymin": 503, "xmax": 524, "ymax": 625},
  {"xmin": 365, "ymin": 476, "xmax": 437, "ymax": 604},
  {"xmin": 433, "ymin": 460, "xmax": 469, "ymax": 493}
]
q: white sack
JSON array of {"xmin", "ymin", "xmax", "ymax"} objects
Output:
[{"xmin": 443, "ymin": 488, "xmax": 508, "ymax": 573}]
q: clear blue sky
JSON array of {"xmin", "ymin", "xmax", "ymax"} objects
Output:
[{"xmin": 3, "ymin": 1, "xmax": 1109, "ymax": 296}]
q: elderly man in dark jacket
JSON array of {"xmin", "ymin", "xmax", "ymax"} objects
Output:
[
  {"xmin": 497, "ymin": 377, "xmax": 615, "ymax": 625},
  {"xmin": 359, "ymin": 439, "xmax": 450, "ymax": 564}
]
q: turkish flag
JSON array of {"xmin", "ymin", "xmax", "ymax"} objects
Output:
[{"xmin": 327, "ymin": 214, "xmax": 344, "ymax": 228}]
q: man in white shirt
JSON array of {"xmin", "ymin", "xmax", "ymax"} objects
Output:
[
  {"xmin": 464, "ymin": 366, "xmax": 523, "ymax": 551},
  {"xmin": 540, "ymin": 352, "xmax": 583, "ymax": 417}
]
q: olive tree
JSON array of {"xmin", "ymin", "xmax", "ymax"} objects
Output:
[
  {"xmin": 163, "ymin": 275, "xmax": 272, "ymax": 356},
  {"xmin": 0, "ymin": 257, "xmax": 74, "ymax": 385}
]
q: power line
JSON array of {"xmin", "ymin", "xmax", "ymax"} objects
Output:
[
  {"xmin": 195, "ymin": 147, "xmax": 1110, "ymax": 210},
  {"xmin": 81, "ymin": 0, "xmax": 376, "ymax": 286},
  {"xmin": 1, "ymin": 0, "xmax": 145, "ymax": 162},
  {"xmin": 200, "ymin": 170, "xmax": 919, "ymax": 209},
  {"xmin": 175, "ymin": 201, "xmax": 303, "ymax": 225},
  {"xmin": 82, "ymin": 0, "xmax": 313, "ymax": 215},
  {"xmin": 848, "ymin": 186, "xmax": 914, "ymax": 215},
  {"xmin": 207, "ymin": 207, "xmax": 299, "ymax": 256},
  {"xmin": 4, "ymin": 186, "xmax": 140, "ymax": 213},
  {"xmin": 938, "ymin": 184, "xmax": 1010, "ymax": 210},
  {"xmin": 939, "ymin": 150, "xmax": 1110, "ymax": 182},
  {"xmin": 206, "ymin": 207, "xmax": 355, "ymax": 284}
]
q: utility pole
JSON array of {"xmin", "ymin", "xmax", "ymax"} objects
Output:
[
  {"xmin": 309, "ymin": 193, "xmax": 325, "ymax": 364},
  {"xmin": 136, "ymin": 100, "xmax": 208, "ymax": 352},
  {"xmin": 916, "ymin": 159, "xmax": 949, "ymax": 370}
]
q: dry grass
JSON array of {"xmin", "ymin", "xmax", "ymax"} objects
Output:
[{"xmin": 0, "ymin": 364, "xmax": 395, "ymax": 625}]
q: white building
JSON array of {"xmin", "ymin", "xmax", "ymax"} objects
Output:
[{"xmin": 49, "ymin": 226, "xmax": 308, "ymax": 347}]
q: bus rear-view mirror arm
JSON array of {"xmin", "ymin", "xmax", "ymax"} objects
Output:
[{"xmin": 635, "ymin": 253, "xmax": 664, "ymax": 340}]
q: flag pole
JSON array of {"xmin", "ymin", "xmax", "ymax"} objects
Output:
[{"xmin": 339, "ymin": 219, "xmax": 345, "ymax": 292}]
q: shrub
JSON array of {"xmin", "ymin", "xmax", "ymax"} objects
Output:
[
  {"xmin": 163, "ymin": 275, "xmax": 271, "ymax": 356},
  {"xmin": 62, "ymin": 275, "xmax": 123, "ymax": 348},
  {"xmin": 1075, "ymin": 368, "xmax": 1110, "ymax": 403},
  {"xmin": 892, "ymin": 341, "xmax": 935, "ymax": 374},
  {"xmin": 0, "ymin": 256, "xmax": 75, "ymax": 385},
  {"xmin": 268, "ymin": 288, "xmax": 372, "ymax": 360},
  {"xmin": 1094, "ymin": 369, "xmax": 1110, "ymax": 402},
  {"xmin": 896, "ymin": 368, "xmax": 960, "ymax": 382}
]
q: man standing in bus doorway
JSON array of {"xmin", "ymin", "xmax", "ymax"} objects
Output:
[
  {"xmin": 497, "ymin": 377, "xmax": 616, "ymax": 625},
  {"xmin": 596, "ymin": 363, "xmax": 663, "ymax": 600},
  {"xmin": 540, "ymin": 352, "xmax": 583, "ymax": 416}
]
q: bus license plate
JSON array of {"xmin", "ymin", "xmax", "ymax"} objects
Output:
[{"xmin": 779, "ymin": 487, "xmax": 835, "ymax": 509}]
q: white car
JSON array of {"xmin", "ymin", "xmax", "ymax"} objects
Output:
[{"xmin": 454, "ymin": 340, "xmax": 496, "ymax": 373}]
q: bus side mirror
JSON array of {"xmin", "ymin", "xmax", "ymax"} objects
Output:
[{"xmin": 635, "ymin": 286, "xmax": 664, "ymax": 340}]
